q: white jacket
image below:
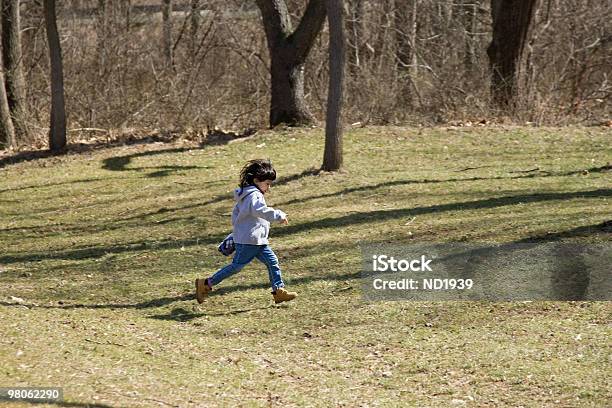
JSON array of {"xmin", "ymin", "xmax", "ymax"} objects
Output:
[{"xmin": 231, "ymin": 185, "xmax": 286, "ymax": 245}]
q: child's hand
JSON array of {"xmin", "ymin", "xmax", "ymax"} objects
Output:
[{"xmin": 281, "ymin": 217, "xmax": 289, "ymax": 225}]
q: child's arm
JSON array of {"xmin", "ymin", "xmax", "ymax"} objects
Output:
[{"xmin": 249, "ymin": 194, "xmax": 287, "ymax": 223}]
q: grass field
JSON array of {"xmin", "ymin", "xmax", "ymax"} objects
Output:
[{"xmin": 0, "ymin": 126, "xmax": 610, "ymax": 407}]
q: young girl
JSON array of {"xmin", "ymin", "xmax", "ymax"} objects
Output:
[{"xmin": 195, "ymin": 159, "xmax": 297, "ymax": 304}]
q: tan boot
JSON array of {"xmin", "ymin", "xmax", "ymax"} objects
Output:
[
  {"xmin": 273, "ymin": 287, "xmax": 297, "ymax": 304},
  {"xmin": 195, "ymin": 278, "xmax": 211, "ymax": 304}
]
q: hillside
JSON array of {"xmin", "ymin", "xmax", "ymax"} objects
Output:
[{"xmin": 0, "ymin": 126, "xmax": 610, "ymax": 407}]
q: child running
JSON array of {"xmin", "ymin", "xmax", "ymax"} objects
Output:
[{"xmin": 195, "ymin": 159, "xmax": 297, "ymax": 304}]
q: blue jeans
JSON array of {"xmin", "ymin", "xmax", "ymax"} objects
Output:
[{"xmin": 209, "ymin": 244, "xmax": 285, "ymax": 290}]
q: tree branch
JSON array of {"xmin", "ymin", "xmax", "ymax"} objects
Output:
[
  {"xmin": 255, "ymin": 0, "xmax": 293, "ymax": 48},
  {"xmin": 289, "ymin": 0, "xmax": 327, "ymax": 63}
]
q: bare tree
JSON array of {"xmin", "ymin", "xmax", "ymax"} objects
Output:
[
  {"xmin": 125, "ymin": 0, "xmax": 132, "ymax": 32},
  {"xmin": 162, "ymin": 0, "xmax": 173, "ymax": 66},
  {"xmin": 96, "ymin": 0, "xmax": 108, "ymax": 71},
  {"xmin": 459, "ymin": 0, "xmax": 478, "ymax": 72},
  {"xmin": 394, "ymin": 0, "xmax": 417, "ymax": 71},
  {"xmin": 0, "ymin": 63, "xmax": 15, "ymax": 149},
  {"xmin": 346, "ymin": 0, "xmax": 364, "ymax": 71},
  {"xmin": 322, "ymin": 0, "xmax": 344, "ymax": 171},
  {"xmin": 1, "ymin": 0, "xmax": 27, "ymax": 141},
  {"xmin": 7, "ymin": 0, "xmax": 608, "ymax": 136},
  {"xmin": 44, "ymin": 0, "xmax": 66, "ymax": 151},
  {"xmin": 487, "ymin": 0, "xmax": 539, "ymax": 109},
  {"xmin": 255, "ymin": 0, "xmax": 326, "ymax": 127},
  {"xmin": 189, "ymin": 0, "xmax": 200, "ymax": 63},
  {"xmin": 394, "ymin": 0, "xmax": 419, "ymax": 105}
]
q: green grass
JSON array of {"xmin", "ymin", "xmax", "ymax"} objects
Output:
[{"xmin": 0, "ymin": 126, "xmax": 610, "ymax": 407}]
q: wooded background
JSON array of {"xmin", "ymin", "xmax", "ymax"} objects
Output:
[{"xmin": 1, "ymin": 0, "xmax": 610, "ymax": 149}]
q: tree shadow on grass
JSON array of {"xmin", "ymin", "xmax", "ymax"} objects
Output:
[
  {"xmin": 102, "ymin": 149, "xmax": 317, "ymax": 178},
  {"xmin": 111, "ymin": 165, "xmax": 610, "ymax": 225},
  {"xmin": 0, "ymin": 293, "xmax": 194, "ymax": 311},
  {"xmin": 0, "ymin": 150, "xmax": 199, "ymax": 194},
  {"xmin": 2, "ymin": 221, "xmax": 607, "ymax": 311},
  {"xmin": 0, "ymin": 126, "xmax": 256, "ymax": 174},
  {"xmin": 274, "ymin": 188, "xmax": 612, "ymax": 238},
  {"xmin": 77, "ymin": 167, "xmax": 321, "ymax": 224},
  {"xmin": 195, "ymin": 219, "xmax": 611, "ymax": 301},
  {"xmin": 0, "ymin": 175, "xmax": 132, "ymax": 195},
  {"xmin": 278, "ymin": 164, "xmax": 612, "ymax": 206},
  {"xmin": 5, "ymin": 168, "xmax": 318, "ymax": 237},
  {"xmin": 398, "ymin": 220, "xmax": 611, "ymax": 301},
  {"xmin": 0, "ymin": 240, "xmax": 355, "ymax": 312},
  {"xmin": 0, "ymin": 275, "xmax": 333, "ymax": 313},
  {"xmin": 101, "ymin": 147, "xmax": 207, "ymax": 178},
  {"xmin": 149, "ymin": 304, "xmax": 275, "ymax": 322},
  {"xmin": 99, "ymin": 128, "xmax": 260, "ymax": 178},
  {"xmin": 516, "ymin": 219, "xmax": 612, "ymax": 242},
  {"xmin": 0, "ymin": 131, "xmax": 189, "ymax": 169},
  {"xmin": 0, "ymin": 232, "xmax": 225, "ymax": 264},
  {"xmin": 1, "ymin": 188, "xmax": 609, "ymax": 266}
]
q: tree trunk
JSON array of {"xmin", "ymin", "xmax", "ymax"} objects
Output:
[
  {"xmin": 268, "ymin": 48, "xmax": 312, "ymax": 127},
  {"xmin": 487, "ymin": 0, "xmax": 539, "ymax": 109},
  {"xmin": 407, "ymin": 0, "xmax": 418, "ymax": 79},
  {"xmin": 1, "ymin": 0, "xmax": 26, "ymax": 141},
  {"xmin": 460, "ymin": 0, "xmax": 478, "ymax": 72},
  {"xmin": 394, "ymin": 0, "xmax": 416, "ymax": 70},
  {"xmin": 255, "ymin": 0, "xmax": 326, "ymax": 127},
  {"xmin": 125, "ymin": 0, "xmax": 132, "ymax": 32},
  {"xmin": 322, "ymin": 0, "xmax": 344, "ymax": 172},
  {"xmin": 162, "ymin": 0, "xmax": 173, "ymax": 66},
  {"xmin": 346, "ymin": 0, "xmax": 364, "ymax": 71},
  {"xmin": 394, "ymin": 0, "xmax": 419, "ymax": 106},
  {"xmin": 189, "ymin": 0, "xmax": 200, "ymax": 63},
  {"xmin": 44, "ymin": 0, "xmax": 67, "ymax": 152},
  {"xmin": 0, "ymin": 65, "xmax": 16, "ymax": 149},
  {"xmin": 96, "ymin": 0, "xmax": 108, "ymax": 71}
]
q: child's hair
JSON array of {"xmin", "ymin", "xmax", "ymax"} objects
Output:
[{"xmin": 239, "ymin": 159, "xmax": 277, "ymax": 188}]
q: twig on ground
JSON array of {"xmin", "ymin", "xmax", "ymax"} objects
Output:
[{"xmin": 510, "ymin": 167, "xmax": 541, "ymax": 173}]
